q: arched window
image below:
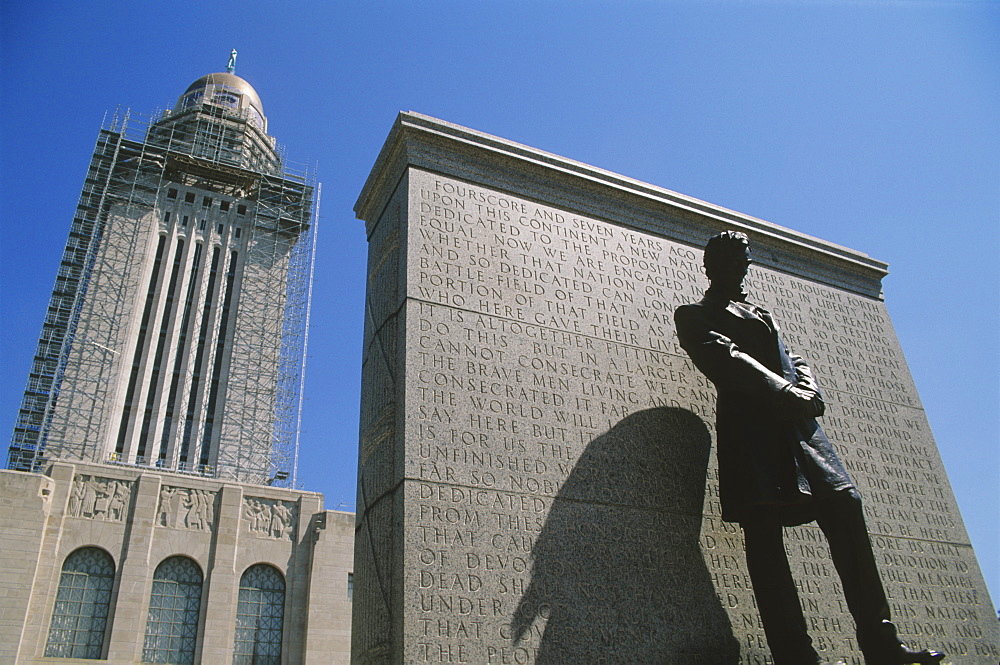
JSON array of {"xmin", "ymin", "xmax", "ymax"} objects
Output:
[
  {"xmin": 232, "ymin": 564, "xmax": 285, "ymax": 665},
  {"xmin": 45, "ymin": 547, "xmax": 115, "ymax": 658},
  {"xmin": 142, "ymin": 556, "xmax": 203, "ymax": 664}
]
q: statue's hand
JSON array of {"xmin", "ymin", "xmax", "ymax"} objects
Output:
[
  {"xmin": 810, "ymin": 390, "xmax": 826, "ymax": 417},
  {"xmin": 783, "ymin": 385, "xmax": 825, "ymax": 418}
]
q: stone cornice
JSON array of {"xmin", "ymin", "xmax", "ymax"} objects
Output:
[{"xmin": 356, "ymin": 112, "xmax": 888, "ymax": 298}]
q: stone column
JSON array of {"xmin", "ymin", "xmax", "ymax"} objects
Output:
[
  {"xmin": 303, "ymin": 510, "xmax": 356, "ymax": 664},
  {"xmin": 284, "ymin": 493, "xmax": 323, "ymax": 663},
  {"xmin": 107, "ymin": 471, "xmax": 161, "ymax": 661},
  {"xmin": 199, "ymin": 483, "xmax": 243, "ymax": 662},
  {"xmin": 0, "ymin": 469, "xmax": 56, "ymax": 662}
]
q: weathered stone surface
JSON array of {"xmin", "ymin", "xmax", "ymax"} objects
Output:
[
  {"xmin": 352, "ymin": 112, "xmax": 999, "ymax": 664},
  {"xmin": 0, "ymin": 461, "xmax": 354, "ymax": 665}
]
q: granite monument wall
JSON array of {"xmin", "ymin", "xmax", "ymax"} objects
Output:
[{"xmin": 351, "ymin": 113, "xmax": 999, "ymax": 664}]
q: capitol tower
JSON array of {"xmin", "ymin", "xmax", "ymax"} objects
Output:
[
  {"xmin": 0, "ymin": 56, "xmax": 353, "ymax": 665},
  {"xmin": 8, "ymin": 54, "xmax": 315, "ymax": 486}
]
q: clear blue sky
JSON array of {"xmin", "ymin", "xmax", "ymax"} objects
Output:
[{"xmin": 2, "ymin": 1, "xmax": 997, "ymax": 604}]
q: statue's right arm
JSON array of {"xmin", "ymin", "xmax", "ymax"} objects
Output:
[{"xmin": 673, "ymin": 304, "xmax": 792, "ymax": 400}]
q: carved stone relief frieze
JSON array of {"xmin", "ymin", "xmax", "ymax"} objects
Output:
[
  {"xmin": 68, "ymin": 475, "xmax": 132, "ymax": 522},
  {"xmin": 156, "ymin": 486, "xmax": 217, "ymax": 530},
  {"xmin": 243, "ymin": 497, "xmax": 296, "ymax": 540}
]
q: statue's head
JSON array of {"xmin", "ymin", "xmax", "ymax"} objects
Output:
[{"xmin": 703, "ymin": 230, "xmax": 751, "ymax": 288}]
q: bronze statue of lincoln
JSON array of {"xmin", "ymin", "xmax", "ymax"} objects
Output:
[{"xmin": 673, "ymin": 231, "xmax": 943, "ymax": 665}]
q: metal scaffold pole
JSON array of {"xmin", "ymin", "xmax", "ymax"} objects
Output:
[{"xmin": 292, "ymin": 182, "xmax": 319, "ymax": 489}]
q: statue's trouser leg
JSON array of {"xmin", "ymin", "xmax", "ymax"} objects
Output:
[
  {"xmin": 742, "ymin": 521, "xmax": 820, "ymax": 665},
  {"xmin": 814, "ymin": 489, "xmax": 892, "ymax": 637}
]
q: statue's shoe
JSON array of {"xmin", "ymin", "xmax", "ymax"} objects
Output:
[
  {"xmin": 859, "ymin": 620, "xmax": 945, "ymax": 665},
  {"xmin": 865, "ymin": 649, "xmax": 944, "ymax": 665}
]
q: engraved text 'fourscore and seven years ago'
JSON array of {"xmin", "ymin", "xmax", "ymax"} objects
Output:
[{"xmin": 398, "ymin": 171, "xmax": 989, "ymax": 662}]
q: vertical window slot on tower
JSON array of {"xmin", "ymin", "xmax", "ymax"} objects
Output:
[
  {"xmin": 157, "ymin": 243, "xmax": 203, "ymax": 465},
  {"xmin": 114, "ymin": 236, "xmax": 167, "ymax": 458},
  {"xmin": 135, "ymin": 239, "xmax": 186, "ymax": 463},
  {"xmin": 200, "ymin": 250, "xmax": 239, "ymax": 470},
  {"xmin": 179, "ymin": 247, "xmax": 221, "ymax": 468}
]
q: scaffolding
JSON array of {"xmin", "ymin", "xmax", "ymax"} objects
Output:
[
  {"xmin": 216, "ymin": 154, "xmax": 316, "ymax": 486},
  {"xmin": 8, "ymin": 95, "xmax": 315, "ymax": 489},
  {"xmin": 8, "ymin": 108, "xmax": 156, "ymax": 472}
]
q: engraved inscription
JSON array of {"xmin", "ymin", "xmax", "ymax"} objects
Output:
[{"xmin": 391, "ymin": 169, "xmax": 997, "ymax": 663}]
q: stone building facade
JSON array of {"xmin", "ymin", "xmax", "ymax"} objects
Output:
[
  {"xmin": 2, "ymin": 61, "xmax": 355, "ymax": 664},
  {"xmin": 0, "ymin": 461, "xmax": 353, "ymax": 664}
]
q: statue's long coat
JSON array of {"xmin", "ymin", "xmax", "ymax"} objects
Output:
[{"xmin": 674, "ymin": 289, "xmax": 853, "ymax": 525}]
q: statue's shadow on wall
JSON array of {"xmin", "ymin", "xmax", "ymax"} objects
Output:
[{"xmin": 511, "ymin": 407, "xmax": 739, "ymax": 664}]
